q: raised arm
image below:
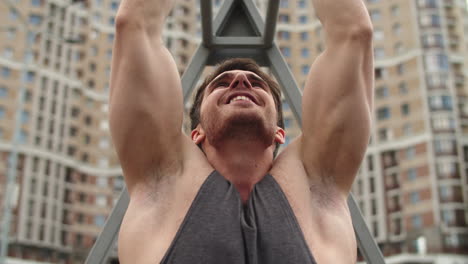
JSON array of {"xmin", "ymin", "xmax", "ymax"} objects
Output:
[
  {"xmin": 109, "ymin": 0, "xmax": 184, "ymax": 194},
  {"xmin": 300, "ymin": 0, "xmax": 374, "ymax": 197}
]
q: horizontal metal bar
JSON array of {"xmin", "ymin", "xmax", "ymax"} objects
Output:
[
  {"xmin": 207, "ymin": 48, "xmax": 269, "ymax": 66},
  {"xmin": 212, "ymin": 36, "xmax": 264, "ymax": 48}
]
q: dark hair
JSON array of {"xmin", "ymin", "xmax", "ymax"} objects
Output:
[{"xmin": 189, "ymin": 58, "xmax": 284, "ymax": 156}]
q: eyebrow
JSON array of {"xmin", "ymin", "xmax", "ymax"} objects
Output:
[{"xmin": 208, "ymin": 71, "xmax": 267, "ymax": 87}]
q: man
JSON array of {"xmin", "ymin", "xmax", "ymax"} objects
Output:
[{"xmin": 109, "ymin": 0, "xmax": 374, "ymax": 263}]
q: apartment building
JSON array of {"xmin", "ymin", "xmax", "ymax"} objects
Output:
[{"xmin": 0, "ymin": 0, "xmax": 467, "ymax": 263}]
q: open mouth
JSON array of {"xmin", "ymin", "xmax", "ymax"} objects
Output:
[{"xmin": 226, "ymin": 93, "xmax": 257, "ymax": 105}]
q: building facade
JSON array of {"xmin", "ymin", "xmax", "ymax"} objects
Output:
[{"xmin": 0, "ymin": 0, "xmax": 467, "ymax": 263}]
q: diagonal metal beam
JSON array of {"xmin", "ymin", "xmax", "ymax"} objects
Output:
[
  {"xmin": 348, "ymin": 193, "xmax": 386, "ymax": 264},
  {"xmin": 85, "ymin": 188, "xmax": 130, "ymax": 264}
]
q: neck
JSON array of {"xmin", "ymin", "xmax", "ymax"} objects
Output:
[{"xmin": 203, "ymin": 139, "xmax": 274, "ymax": 203}]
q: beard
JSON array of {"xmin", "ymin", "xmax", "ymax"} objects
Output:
[{"xmin": 201, "ymin": 109, "xmax": 276, "ymax": 148}]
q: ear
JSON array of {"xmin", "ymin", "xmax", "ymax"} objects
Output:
[
  {"xmin": 274, "ymin": 127, "xmax": 285, "ymax": 144},
  {"xmin": 191, "ymin": 126, "xmax": 206, "ymax": 145}
]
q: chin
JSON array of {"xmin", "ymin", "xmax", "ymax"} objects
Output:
[{"xmin": 203, "ymin": 112, "xmax": 276, "ymax": 147}]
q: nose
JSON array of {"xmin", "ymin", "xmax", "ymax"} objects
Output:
[{"xmin": 231, "ymin": 73, "xmax": 251, "ymax": 89}]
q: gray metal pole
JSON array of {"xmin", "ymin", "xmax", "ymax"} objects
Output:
[
  {"xmin": 84, "ymin": 189, "xmax": 130, "ymax": 264},
  {"xmin": 200, "ymin": 0, "xmax": 213, "ymax": 47},
  {"xmin": 263, "ymin": 0, "xmax": 280, "ymax": 47}
]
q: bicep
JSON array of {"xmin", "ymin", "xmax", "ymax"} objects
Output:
[
  {"xmin": 109, "ymin": 24, "xmax": 184, "ymax": 191},
  {"xmin": 300, "ymin": 36, "xmax": 374, "ymax": 196}
]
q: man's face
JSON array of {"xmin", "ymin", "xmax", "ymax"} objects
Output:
[{"xmin": 196, "ymin": 70, "xmax": 280, "ymax": 147}]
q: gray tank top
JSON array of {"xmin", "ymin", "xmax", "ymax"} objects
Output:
[{"xmin": 160, "ymin": 170, "xmax": 317, "ymax": 264}]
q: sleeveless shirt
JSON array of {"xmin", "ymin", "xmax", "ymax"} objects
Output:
[{"xmin": 160, "ymin": 170, "xmax": 317, "ymax": 264}]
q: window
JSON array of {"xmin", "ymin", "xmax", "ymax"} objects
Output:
[
  {"xmin": 375, "ymin": 67, "xmax": 387, "ymax": 80},
  {"xmin": 377, "ymin": 107, "xmax": 390, "ymax": 120},
  {"xmin": 298, "ymin": 15, "xmax": 308, "ymax": 24},
  {"xmin": 278, "ymin": 14, "xmax": 289, "ymax": 23},
  {"xmin": 301, "ymin": 65, "xmax": 310, "ymax": 75},
  {"xmin": 24, "ymin": 71, "xmax": 35, "ymax": 83},
  {"xmin": 2, "ymin": 67, "xmax": 11, "ymax": 78},
  {"xmin": 21, "ymin": 110, "xmax": 29, "ymax": 124},
  {"xmin": 372, "ymin": 221, "xmax": 379, "ymax": 237},
  {"xmin": 9, "ymin": 8, "xmax": 18, "ymax": 20},
  {"xmin": 403, "ymin": 123, "xmax": 413, "ymax": 136},
  {"xmin": 0, "ymin": 87, "xmax": 6, "ymax": 98},
  {"xmin": 7, "ymin": 28, "xmax": 16, "ymax": 40},
  {"xmin": 408, "ymin": 168, "xmax": 417, "ymax": 181},
  {"xmin": 0, "ymin": 107, "xmax": 5, "ymax": 119},
  {"xmin": 280, "ymin": 0, "xmax": 288, "ymax": 8},
  {"xmin": 391, "ymin": 5, "xmax": 399, "ymax": 16},
  {"xmin": 392, "ymin": 23, "xmax": 401, "ymax": 36},
  {"xmin": 410, "ymin": 191, "xmax": 420, "ymax": 203},
  {"xmin": 412, "ymin": 215, "xmax": 422, "ymax": 229},
  {"xmin": 300, "ymin": 32, "xmax": 309, "ymax": 41},
  {"xmin": 374, "ymin": 28, "xmax": 384, "ymax": 41},
  {"xmin": 108, "ymin": 33, "xmax": 114, "ymax": 43},
  {"xmin": 369, "ymin": 10, "xmax": 381, "ymax": 21},
  {"xmin": 406, "ymin": 146, "xmax": 416, "ymax": 159},
  {"xmin": 371, "ymin": 199, "xmax": 377, "ymax": 215},
  {"xmin": 399, "ymin": 82, "xmax": 408, "ymax": 94},
  {"xmin": 29, "ymin": 14, "xmax": 43, "ymax": 25},
  {"xmin": 401, "ymin": 103, "xmax": 410, "ymax": 116},
  {"xmin": 99, "ymin": 137, "xmax": 109, "ymax": 150},
  {"xmin": 94, "ymin": 215, "xmax": 106, "ymax": 227},
  {"xmin": 394, "ymin": 42, "xmax": 404, "ymax": 55},
  {"xmin": 298, "ymin": 0, "xmax": 307, "ymax": 8},
  {"xmin": 374, "ymin": 47, "xmax": 385, "ymax": 59},
  {"xmin": 31, "ymin": 0, "xmax": 41, "ymax": 6},
  {"xmin": 96, "ymin": 177, "xmax": 107, "ymax": 187},
  {"xmin": 376, "ymin": 85, "xmax": 389, "ymax": 99},
  {"xmin": 378, "ymin": 128, "xmax": 391, "ymax": 141},
  {"xmin": 277, "ymin": 31, "xmax": 290, "ymax": 40},
  {"xmin": 397, "ymin": 63, "xmax": 405, "ymax": 75},
  {"xmin": 280, "ymin": 47, "xmax": 291, "ymax": 57},
  {"xmin": 19, "ymin": 130, "xmax": 28, "ymax": 143},
  {"xmin": 3, "ymin": 47, "xmax": 13, "ymax": 59},
  {"xmin": 301, "ymin": 48, "xmax": 309, "ymax": 58},
  {"xmin": 369, "ymin": 177, "xmax": 375, "ymax": 193},
  {"xmin": 110, "ymin": 1, "xmax": 118, "ymax": 10},
  {"xmin": 96, "ymin": 195, "xmax": 107, "ymax": 207}
]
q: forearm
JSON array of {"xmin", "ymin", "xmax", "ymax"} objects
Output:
[
  {"xmin": 116, "ymin": 0, "xmax": 174, "ymax": 37},
  {"xmin": 311, "ymin": 0, "xmax": 372, "ymax": 39}
]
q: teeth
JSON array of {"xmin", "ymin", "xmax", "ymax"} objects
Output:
[{"xmin": 230, "ymin": 96, "xmax": 252, "ymax": 104}]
